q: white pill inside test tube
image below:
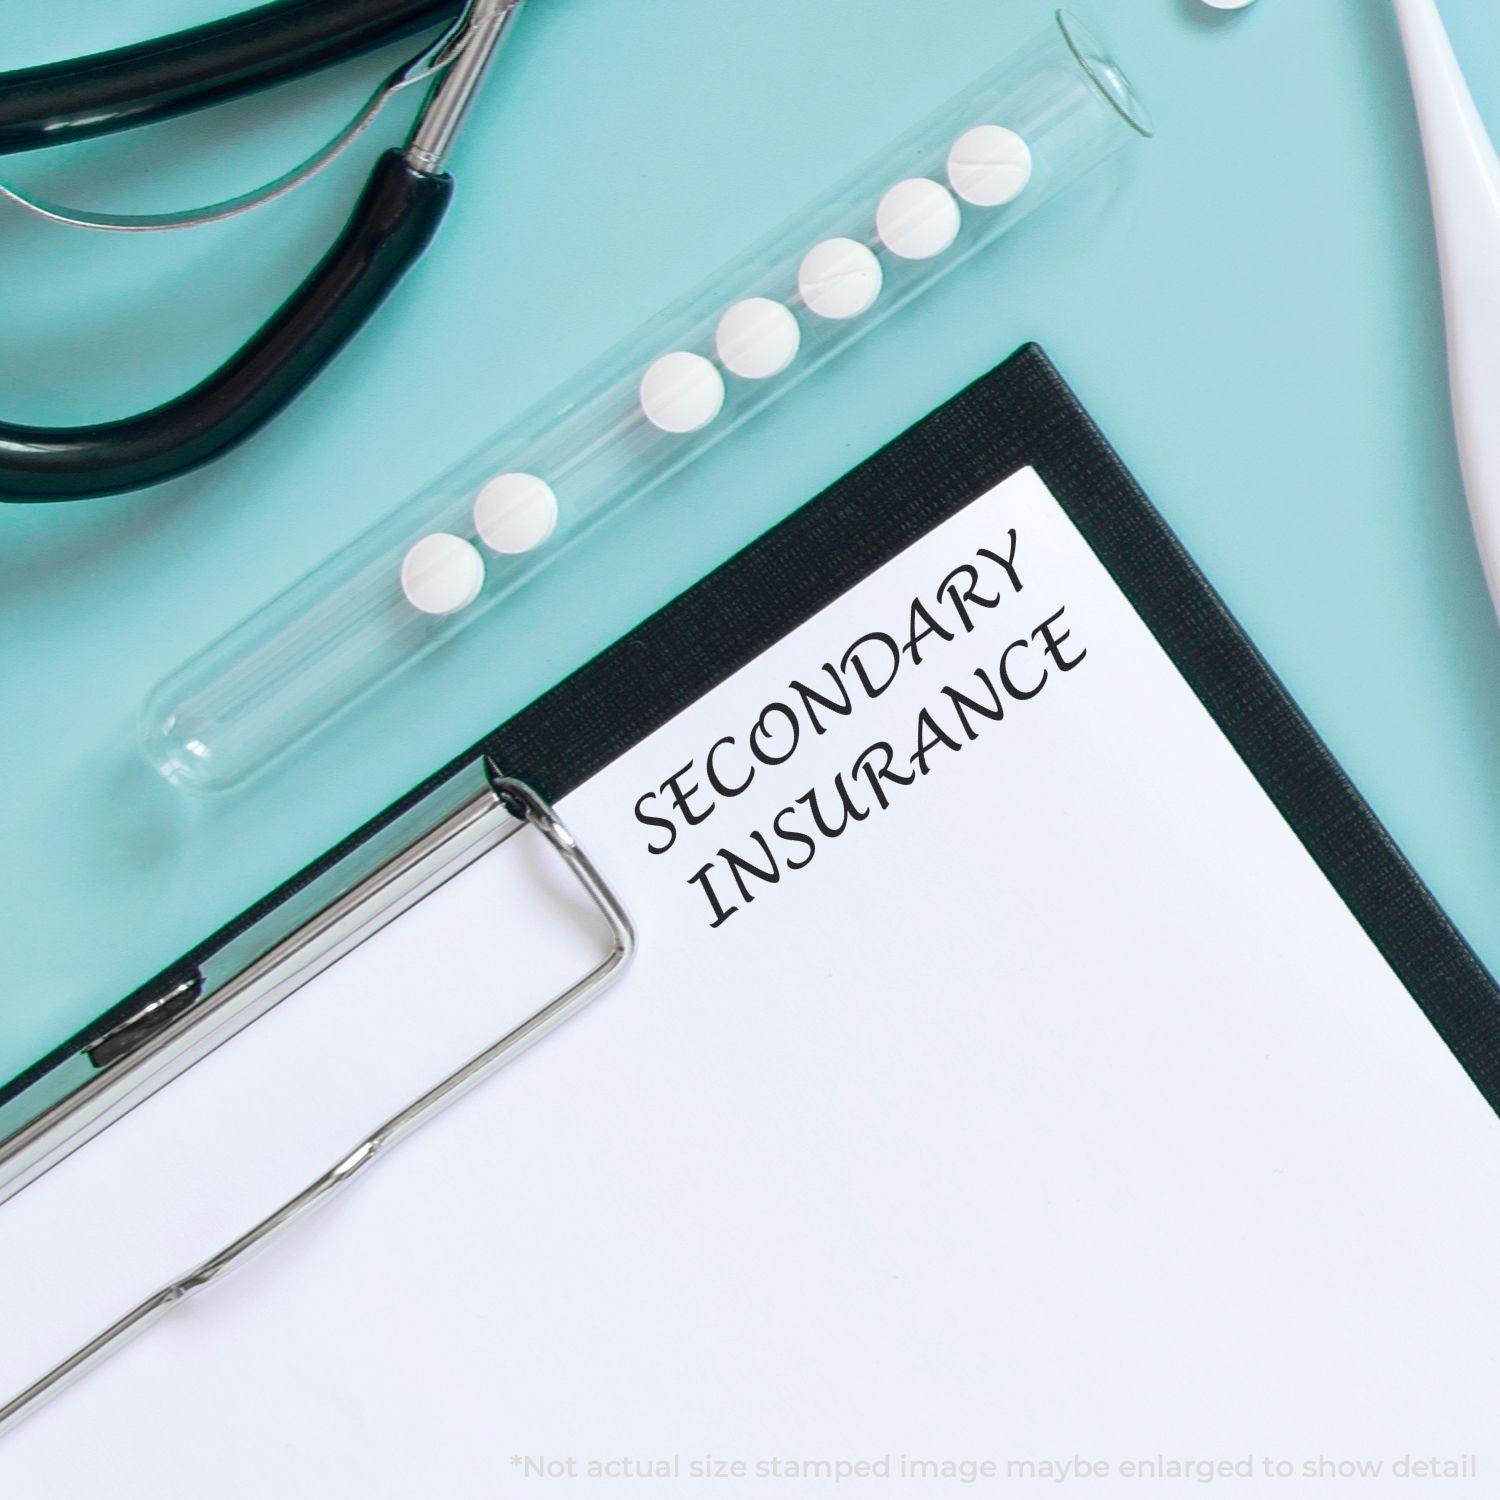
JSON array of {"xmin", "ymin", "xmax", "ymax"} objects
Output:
[
  {"xmin": 798, "ymin": 238, "xmax": 884, "ymax": 319},
  {"xmin": 400, "ymin": 533, "xmax": 484, "ymax": 615},
  {"xmin": 639, "ymin": 351, "xmax": 726, "ymax": 432},
  {"xmin": 474, "ymin": 472, "xmax": 558, "ymax": 554},
  {"xmin": 876, "ymin": 178, "xmax": 962, "ymax": 259},
  {"xmin": 716, "ymin": 298, "xmax": 801, "ymax": 379},
  {"xmin": 947, "ymin": 125, "xmax": 1034, "ymax": 206}
]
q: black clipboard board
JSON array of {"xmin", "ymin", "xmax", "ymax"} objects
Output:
[
  {"xmin": 8, "ymin": 340, "xmax": 1500, "ymax": 1439},
  {"xmin": 7, "ymin": 341, "xmax": 1500, "ymax": 1168}
]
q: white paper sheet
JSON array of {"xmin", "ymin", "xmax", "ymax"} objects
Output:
[{"xmin": 4, "ymin": 469, "xmax": 1499, "ymax": 1497}]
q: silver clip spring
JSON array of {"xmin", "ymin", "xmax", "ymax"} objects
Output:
[{"xmin": 0, "ymin": 767, "xmax": 634, "ymax": 1440}]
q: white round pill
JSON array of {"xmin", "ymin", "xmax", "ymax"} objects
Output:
[
  {"xmin": 876, "ymin": 178, "xmax": 961, "ymax": 260},
  {"xmin": 474, "ymin": 471, "xmax": 558, "ymax": 554},
  {"xmin": 715, "ymin": 298, "xmax": 801, "ymax": 379},
  {"xmin": 639, "ymin": 350, "xmax": 725, "ymax": 433},
  {"xmin": 400, "ymin": 532, "xmax": 484, "ymax": 615},
  {"xmin": 797, "ymin": 237, "xmax": 883, "ymax": 319},
  {"xmin": 947, "ymin": 124, "xmax": 1033, "ymax": 207},
  {"xmin": 1200, "ymin": 0, "xmax": 1255, "ymax": 7}
]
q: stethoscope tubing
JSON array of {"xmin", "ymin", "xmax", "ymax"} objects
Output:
[
  {"xmin": 0, "ymin": 0, "xmax": 497, "ymax": 503},
  {"xmin": 0, "ymin": 0, "xmax": 461, "ymax": 156}
]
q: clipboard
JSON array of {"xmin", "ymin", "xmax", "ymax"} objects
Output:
[{"xmin": 4, "ymin": 343, "xmax": 1499, "ymax": 1439}]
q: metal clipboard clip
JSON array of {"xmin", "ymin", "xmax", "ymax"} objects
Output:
[{"xmin": 0, "ymin": 762, "xmax": 635, "ymax": 1438}]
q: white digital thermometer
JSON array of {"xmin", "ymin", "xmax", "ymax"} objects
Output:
[{"xmin": 1394, "ymin": 0, "xmax": 1500, "ymax": 622}]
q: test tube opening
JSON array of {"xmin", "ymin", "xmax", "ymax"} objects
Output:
[{"xmin": 1057, "ymin": 10, "xmax": 1155, "ymax": 140}]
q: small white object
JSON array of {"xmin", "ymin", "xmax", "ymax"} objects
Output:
[
  {"xmin": 473, "ymin": 472, "xmax": 558, "ymax": 554},
  {"xmin": 946, "ymin": 124, "xmax": 1033, "ymax": 207},
  {"xmin": 715, "ymin": 298, "xmax": 801, "ymax": 379},
  {"xmin": 400, "ymin": 533, "xmax": 484, "ymax": 615},
  {"xmin": 1395, "ymin": 0, "xmax": 1500, "ymax": 622},
  {"xmin": 875, "ymin": 177, "xmax": 961, "ymax": 260},
  {"xmin": 797, "ymin": 237, "xmax": 883, "ymax": 319},
  {"xmin": 638, "ymin": 351, "xmax": 726, "ymax": 433},
  {"xmin": 1200, "ymin": 0, "xmax": 1256, "ymax": 8}
]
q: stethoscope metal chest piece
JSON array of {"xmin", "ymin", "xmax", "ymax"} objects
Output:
[{"xmin": 0, "ymin": 0, "xmax": 523, "ymax": 503}]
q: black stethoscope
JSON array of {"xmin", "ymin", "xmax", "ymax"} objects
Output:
[{"xmin": 0, "ymin": 0, "xmax": 522, "ymax": 504}]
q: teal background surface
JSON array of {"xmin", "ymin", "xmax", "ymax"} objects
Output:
[{"xmin": 4, "ymin": 0, "xmax": 1500, "ymax": 1081}]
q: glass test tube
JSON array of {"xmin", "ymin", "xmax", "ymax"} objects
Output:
[{"xmin": 144, "ymin": 10, "xmax": 1152, "ymax": 794}]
